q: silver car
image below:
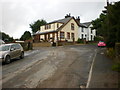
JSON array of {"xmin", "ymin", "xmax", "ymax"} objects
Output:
[{"xmin": 0, "ymin": 43, "xmax": 24, "ymax": 64}]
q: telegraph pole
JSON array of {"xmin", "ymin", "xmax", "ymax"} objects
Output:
[{"xmin": 107, "ymin": 0, "xmax": 110, "ymax": 44}]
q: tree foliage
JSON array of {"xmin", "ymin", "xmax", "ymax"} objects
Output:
[
  {"xmin": 29, "ymin": 19, "xmax": 47, "ymax": 33},
  {"xmin": 0, "ymin": 32, "xmax": 14, "ymax": 42},
  {"xmin": 92, "ymin": 1, "xmax": 120, "ymax": 47},
  {"xmin": 20, "ymin": 31, "xmax": 32, "ymax": 41}
]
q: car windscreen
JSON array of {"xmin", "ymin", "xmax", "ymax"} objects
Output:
[
  {"xmin": 0, "ymin": 45, "xmax": 10, "ymax": 51},
  {"xmin": 99, "ymin": 41, "xmax": 104, "ymax": 42}
]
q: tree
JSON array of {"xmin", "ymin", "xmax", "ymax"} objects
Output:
[
  {"xmin": 91, "ymin": 13, "xmax": 106, "ymax": 36},
  {"xmin": 20, "ymin": 31, "xmax": 32, "ymax": 41},
  {"xmin": 0, "ymin": 32, "xmax": 14, "ymax": 42},
  {"xmin": 92, "ymin": 1, "xmax": 120, "ymax": 47},
  {"xmin": 29, "ymin": 19, "xmax": 47, "ymax": 33}
]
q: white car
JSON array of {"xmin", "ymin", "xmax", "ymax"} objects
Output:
[{"xmin": 0, "ymin": 43, "xmax": 24, "ymax": 64}]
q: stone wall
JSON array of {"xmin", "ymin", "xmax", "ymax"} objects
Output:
[
  {"xmin": 58, "ymin": 41, "xmax": 74, "ymax": 46},
  {"xmin": 33, "ymin": 42, "xmax": 52, "ymax": 47}
]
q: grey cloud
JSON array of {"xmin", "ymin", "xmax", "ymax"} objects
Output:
[{"xmin": 1, "ymin": 0, "xmax": 118, "ymax": 38}]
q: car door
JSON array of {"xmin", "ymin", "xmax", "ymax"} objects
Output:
[
  {"xmin": 15, "ymin": 44, "xmax": 21, "ymax": 57},
  {"xmin": 10, "ymin": 45, "xmax": 18, "ymax": 59}
]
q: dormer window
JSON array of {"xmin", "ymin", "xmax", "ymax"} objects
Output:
[{"xmin": 71, "ymin": 23, "xmax": 74, "ymax": 30}]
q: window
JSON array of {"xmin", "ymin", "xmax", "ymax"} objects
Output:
[
  {"xmin": 81, "ymin": 34, "xmax": 84, "ymax": 39},
  {"xmin": 57, "ymin": 23, "xmax": 59, "ymax": 28},
  {"xmin": 49, "ymin": 24, "xmax": 51, "ymax": 29},
  {"xmin": 67, "ymin": 32, "xmax": 70, "ymax": 39},
  {"xmin": 81, "ymin": 27, "xmax": 84, "ymax": 32},
  {"xmin": 91, "ymin": 30, "xmax": 92, "ymax": 33},
  {"xmin": 91, "ymin": 35, "xmax": 93, "ymax": 40},
  {"xmin": 11, "ymin": 44, "xmax": 20, "ymax": 50},
  {"xmin": 60, "ymin": 32, "xmax": 64, "ymax": 39},
  {"xmin": 45, "ymin": 25, "xmax": 46, "ymax": 30},
  {"xmin": 45, "ymin": 24, "xmax": 51, "ymax": 30},
  {"xmin": 15, "ymin": 44, "xmax": 20, "ymax": 49},
  {"xmin": 71, "ymin": 33, "xmax": 74, "ymax": 39},
  {"xmin": 71, "ymin": 23, "xmax": 74, "ymax": 30}
]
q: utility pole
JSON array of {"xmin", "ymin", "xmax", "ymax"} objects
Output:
[{"xmin": 107, "ymin": 0, "xmax": 110, "ymax": 44}]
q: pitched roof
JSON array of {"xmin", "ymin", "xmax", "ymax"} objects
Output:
[
  {"xmin": 34, "ymin": 30, "xmax": 57, "ymax": 35},
  {"xmin": 82, "ymin": 22, "xmax": 91, "ymax": 27},
  {"xmin": 49, "ymin": 17, "xmax": 72, "ymax": 24},
  {"xmin": 79, "ymin": 23, "xmax": 87, "ymax": 27},
  {"xmin": 34, "ymin": 16, "xmax": 80, "ymax": 35}
]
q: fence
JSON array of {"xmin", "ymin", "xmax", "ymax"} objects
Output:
[{"xmin": 33, "ymin": 42, "xmax": 52, "ymax": 47}]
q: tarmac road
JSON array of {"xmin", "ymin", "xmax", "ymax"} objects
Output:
[{"xmin": 1, "ymin": 45, "xmax": 108, "ymax": 88}]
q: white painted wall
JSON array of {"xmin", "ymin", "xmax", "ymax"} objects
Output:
[{"xmin": 78, "ymin": 24, "xmax": 96, "ymax": 41}]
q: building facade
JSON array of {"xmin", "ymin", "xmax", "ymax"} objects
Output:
[
  {"xmin": 33, "ymin": 15, "xmax": 80, "ymax": 43},
  {"xmin": 79, "ymin": 22, "xmax": 96, "ymax": 41}
]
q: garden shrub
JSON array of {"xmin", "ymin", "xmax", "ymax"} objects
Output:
[{"xmin": 77, "ymin": 38, "xmax": 84, "ymax": 43}]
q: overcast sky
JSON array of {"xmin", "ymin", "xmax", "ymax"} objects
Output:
[{"xmin": 0, "ymin": 0, "xmax": 119, "ymax": 39}]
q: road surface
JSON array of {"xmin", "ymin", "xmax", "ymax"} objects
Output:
[{"xmin": 1, "ymin": 45, "xmax": 112, "ymax": 88}]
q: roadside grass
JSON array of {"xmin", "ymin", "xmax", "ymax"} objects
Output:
[
  {"xmin": 106, "ymin": 48, "xmax": 116, "ymax": 59},
  {"xmin": 106, "ymin": 47, "xmax": 120, "ymax": 88},
  {"xmin": 88, "ymin": 42, "xmax": 97, "ymax": 45},
  {"xmin": 112, "ymin": 63, "xmax": 120, "ymax": 72}
]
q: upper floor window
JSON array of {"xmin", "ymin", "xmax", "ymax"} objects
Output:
[
  {"xmin": 57, "ymin": 23, "xmax": 59, "ymax": 28},
  {"xmin": 49, "ymin": 24, "xmax": 51, "ymax": 29},
  {"xmin": 71, "ymin": 23, "xmax": 74, "ymax": 30},
  {"xmin": 60, "ymin": 32, "xmax": 65, "ymax": 39},
  {"xmin": 81, "ymin": 27, "xmax": 84, "ymax": 32},
  {"xmin": 45, "ymin": 24, "xmax": 51, "ymax": 30}
]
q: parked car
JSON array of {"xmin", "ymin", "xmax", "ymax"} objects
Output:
[
  {"xmin": 0, "ymin": 43, "xmax": 24, "ymax": 64},
  {"xmin": 0, "ymin": 39, "xmax": 5, "ymax": 45},
  {"xmin": 97, "ymin": 41, "xmax": 106, "ymax": 47}
]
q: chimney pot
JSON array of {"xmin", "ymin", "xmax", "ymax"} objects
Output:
[{"xmin": 76, "ymin": 16, "xmax": 80, "ymax": 24}]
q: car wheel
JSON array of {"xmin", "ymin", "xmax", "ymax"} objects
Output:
[
  {"xmin": 5, "ymin": 55, "xmax": 11, "ymax": 64},
  {"xmin": 20, "ymin": 52, "xmax": 24, "ymax": 59}
]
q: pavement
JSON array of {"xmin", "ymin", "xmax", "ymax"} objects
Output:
[{"xmin": 87, "ymin": 47, "xmax": 119, "ymax": 88}]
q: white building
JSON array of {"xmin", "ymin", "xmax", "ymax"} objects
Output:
[{"xmin": 79, "ymin": 22, "xmax": 96, "ymax": 41}]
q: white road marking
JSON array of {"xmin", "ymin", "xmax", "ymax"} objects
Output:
[{"xmin": 86, "ymin": 49, "xmax": 97, "ymax": 88}]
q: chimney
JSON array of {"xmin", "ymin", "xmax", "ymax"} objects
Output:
[
  {"xmin": 65, "ymin": 13, "xmax": 71, "ymax": 18},
  {"xmin": 76, "ymin": 16, "xmax": 80, "ymax": 24}
]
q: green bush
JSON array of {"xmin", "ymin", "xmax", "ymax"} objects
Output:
[
  {"xmin": 77, "ymin": 38, "xmax": 84, "ymax": 43},
  {"xmin": 20, "ymin": 42, "xmax": 33, "ymax": 51},
  {"xmin": 94, "ymin": 36, "xmax": 103, "ymax": 41},
  {"xmin": 112, "ymin": 63, "xmax": 120, "ymax": 72},
  {"xmin": 106, "ymin": 48, "xmax": 115, "ymax": 59}
]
